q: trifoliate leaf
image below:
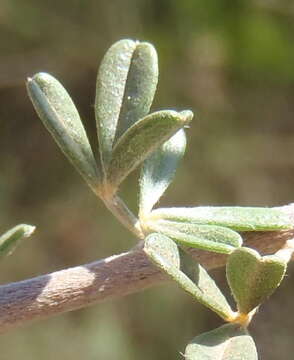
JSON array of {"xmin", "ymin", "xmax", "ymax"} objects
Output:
[
  {"xmin": 150, "ymin": 206, "xmax": 293, "ymax": 231},
  {"xmin": 0, "ymin": 224, "xmax": 35, "ymax": 258},
  {"xmin": 107, "ymin": 110, "xmax": 193, "ymax": 190},
  {"xmin": 27, "ymin": 73, "xmax": 100, "ymax": 189},
  {"xmin": 144, "ymin": 233, "xmax": 234, "ymax": 320},
  {"xmin": 139, "ymin": 129, "xmax": 186, "ymax": 217},
  {"xmin": 146, "ymin": 220, "xmax": 242, "ymax": 254},
  {"xmin": 226, "ymin": 247, "xmax": 287, "ymax": 314},
  {"xmin": 95, "ymin": 39, "xmax": 158, "ymax": 171},
  {"xmin": 185, "ymin": 324, "xmax": 258, "ymax": 360}
]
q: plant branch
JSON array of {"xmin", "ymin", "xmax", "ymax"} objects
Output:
[
  {"xmin": 102, "ymin": 194, "xmax": 144, "ymax": 239},
  {"xmin": 1, "ymin": 204, "xmax": 294, "ymax": 333}
]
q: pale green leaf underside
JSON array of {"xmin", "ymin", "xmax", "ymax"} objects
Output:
[
  {"xmin": 139, "ymin": 129, "xmax": 186, "ymax": 217},
  {"xmin": 147, "ymin": 220, "xmax": 242, "ymax": 254},
  {"xmin": 107, "ymin": 110, "xmax": 193, "ymax": 189},
  {"xmin": 151, "ymin": 206, "xmax": 293, "ymax": 231},
  {"xmin": 185, "ymin": 324, "xmax": 258, "ymax": 360},
  {"xmin": 27, "ymin": 73, "xmax": 100, "ymax": 189},
  {"xmin": 226, "ymin": 247, "xmax": 286, "ymax": 314},
  {"xmin": 0, "ymin": 224, "xmax": 35, "ymax": 258},
  {"xmin": 95, "ymin": 39, "xmax": 158, "ymax": 171},
  {"xmin": 144, "ymin": 233, "xmax": 234, "ymax": 320}
]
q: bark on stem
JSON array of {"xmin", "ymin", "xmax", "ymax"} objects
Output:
[{"xmin": 0, "ymin": 204, "xmax": 294, "ymax": 333}]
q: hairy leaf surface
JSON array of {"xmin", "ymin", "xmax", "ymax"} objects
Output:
[
  {"xmin": 144, "ymin": 233, "xmax": 234, "ymax": 320},
  {"xmin": 226, "ymin": 247, "xmax": 286, "ymax": 314},
  {"xmin": 95, "ymin": 39, "xmax": 158, "ymax": 171},
  {"xmin": 27, "ymin": 73, "xmax": 100, "ymax": 188},
  {"xmin": 151, "ymin": 206, "xmax": 293, "ymax": 231},
  {"xmin": 147, "ymin": 220, "xmax": 242, "ymax": 254},
  {"xmin": 108, "ymin": 110, "xmax": 192, "ymax": 189},
  {"xmin": 185, "ymin": 324, "xmax": 258, "ymax": 360}
]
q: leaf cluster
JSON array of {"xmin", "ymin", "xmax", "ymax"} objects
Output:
[{"xmin": 26, "ymin": 39, "xmax": 294, "ymax": 359}]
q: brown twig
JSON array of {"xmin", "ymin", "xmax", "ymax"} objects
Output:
[{"xmin": 0, "ymin": 204, "xmax": 294, "ymax": 333}]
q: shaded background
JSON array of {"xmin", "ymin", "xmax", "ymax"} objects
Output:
[{"xmin": 1, "ymin": 0, "xmax": 294, "ymax": 358}]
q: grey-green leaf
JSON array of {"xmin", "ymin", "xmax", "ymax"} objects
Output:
[
  {"xmin": 27, "ymin": 73, "xmax": 100, "ymax": 189},
  {"xmin": 144, "ymin": 233, "xmax": 234, "ymax": 320},
  {"xmin": 107, "ymin": 110, "xmax": 193, "ymax": 190},
  {"xmin": 185, "ymin": 324, "xmax": 258, "ymax": 360},
  {"xmin": 0, "ymin": 224, "xmax": 35, "ymax": 258},
  {"xmin": 139, "ymin": 129, "xmax": 186, "ymax": 217},
  {"xmin": 95, "ymin": 39, "xmax": 158, "ymax": 171},
  {"xmin": 226, "ymin": 247, "xmax": 287, "ymax": 314},
  {"xmin": 151, "ymin": 206, "xmax": 293, "ymax": 231},
  {"xmin": 147, "ymin": 220, "xmax": 242, "ymax": 254},
  {"xmin": 179, "ymin": 249, "xmax": 233, "ymax": 317}
]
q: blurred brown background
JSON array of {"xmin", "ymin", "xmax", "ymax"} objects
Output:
[{"xmin": 1, "ymin": 0, "xmax": 294, "ymax": 359}]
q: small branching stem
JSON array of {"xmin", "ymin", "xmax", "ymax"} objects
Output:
[
  {"xmin": 102, "ymin": 194, "xmax": 144, "ymax": 239},
  {"xmin": 92, "ymin": 182, "xmax": 144, "ymax": 239}
]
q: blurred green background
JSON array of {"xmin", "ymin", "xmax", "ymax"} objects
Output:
[{"xmin": 1, "ymin": 0, "xmax": 294, "ymax": 358}]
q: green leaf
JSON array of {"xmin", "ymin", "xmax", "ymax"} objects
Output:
[
  {"xmin": 179, "ymin": 249, "xmax": 233, "ymax": 316},
  {"xmin": 146, "ymin": 220, "xmax": 242, "ymax": 254},
  {"xmin": 226, "ymin": 247, "xmax": 287, "ymax": 314},
  {"xmin": 0, "ymin": 224, "xmax": 35, "ymax": 258},
  {"xmin": 150, "ymin": 206, "xmax": 293, "ymax": 231},
  {"xmin": 148, "ymin": 220, "xmax": 242, "ymax": 254},
  {"xmin": 107, "ymin": 110, "xmax": 193, "ymax": 190},
  {"xmin": 185, "ymin": 324, "xmax": 258, "ymax": 360},
  {"xmin": 144, "ymin": 233, "xmax": 234, "ymax": 320},
  {"xmin": 27, "ymin": 73, "xmax": 100, "ymax": 189},
  {"xmin": 139, "ymin": 129, "xmax": 186, "ymax": 217},
  {"xmin": 95, "ymin": 39, "xmax": 158, "ymax": 171}
]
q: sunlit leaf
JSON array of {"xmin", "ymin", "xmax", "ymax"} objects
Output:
[
  {"xmin": 179, "ymin": 249, "xmax": 233, "ymax": 316},
  {"xmin": 144, "ymin": 233, "xmax": 234, "ymax": 320},
  {"xmin": 139, "ymin": 129, "xmax": 186, "ymax": 217},
  {"xmin": 147, "ymin": 219, "xmax": 242, "ymax": 254},
  {"xmin": 226, "ymin": 247, "xmax": 287, "ymax": 314},
  {"xmin": 185, "ymin": 323, "xmax": 258, "ymax": 360},
  {"xmin": 150, "ymin": 206, "xmax": 293, "ymax": 231},
  {"xmin": 107, "ymin": 110, "xmax": 192, "ymax": 190},
  {"xmin": 27, "ymin": 73, "xmax": 100, "ymax": 189},
  {"xmin": 95, "ymin": 39, "xmax": 158, "ymax": 171},
  {"xmin": 0, "ymin": 224, "xmax": 35, "ymax": 258}
]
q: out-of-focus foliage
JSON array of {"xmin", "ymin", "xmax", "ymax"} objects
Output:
[{"xmin": 1, "ymin": 0, "xmax": 294, "ymax": 359}]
